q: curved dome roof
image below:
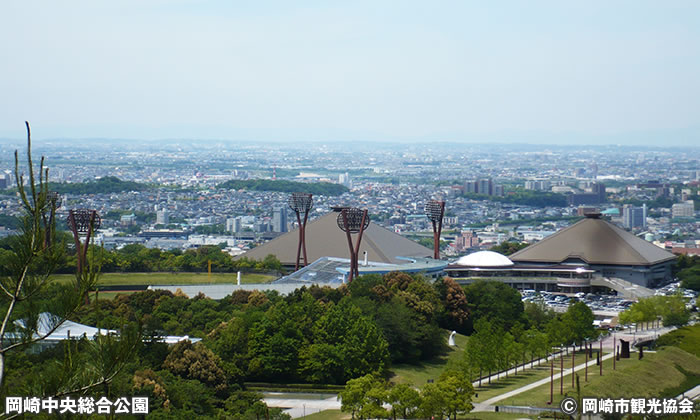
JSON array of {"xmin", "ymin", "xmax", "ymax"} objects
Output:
[{"xmin": 455, "ymin": 251, "xmax": 514, "ymax": 267}]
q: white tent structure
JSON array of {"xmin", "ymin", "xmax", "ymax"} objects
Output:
[{"xmin": 12, "ymin": 313, "xmax": 198, "ymax": 352}]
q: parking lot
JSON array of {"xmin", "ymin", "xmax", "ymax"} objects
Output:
[{"xmin": 520, "ymin": 282, "xmax": 698, "ymax": 315}]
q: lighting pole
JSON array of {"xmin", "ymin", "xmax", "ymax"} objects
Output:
[
  {"xmin": 560, "ymin": 344, "xmax": 564, "ymax": 395},
  {"xmin": 548, "ymin": 355, "xmax": 554, "ymax": 405},
  {"xmin": 67, "ymin": 209, "xmax": 101, "ymax": 275},
  {"xmin": 572, "ymin": 344, "xmax": 575, "ymax": 388},
  {"xmin": 424, "ymin": 200, "xmax": 445, "ymax": 259},
  {"xmin": 584, "ymin": 339, "xmax": 588, "ymax": 382},
  {"xmin": 600, "ymin": 336, "xmax": 603, "ymax": 376},
  {"xmin": 288, "ymin": 193, "xmax": 313, "ymax": 270},
  {"xmin": 337, "ymin": 208, "xmax": 370, "ymax": 283}
]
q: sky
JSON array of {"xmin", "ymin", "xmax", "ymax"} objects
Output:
[{"xmin": 1, "ymin": 1, "xmax": 699, "ymax": 145}]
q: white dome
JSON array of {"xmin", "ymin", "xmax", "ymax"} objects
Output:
[{"xmin": 455, "ymin": 251, "xmax": 514, "ymax": 267}]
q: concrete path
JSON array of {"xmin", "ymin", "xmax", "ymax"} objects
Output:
[
  {"xmin": 472, "ymin": 324, "xmax": 681, "ymax": 412},
  {"xmin": 264, "ymin": 394, "xmax": 340, "ymax": 418},
  {"xmin": 472, "ymin": 352, "xmax": 616, "ymax": 412},
  {"xmin": 676, "ymin": 384, "xmax": 700, "ymax": 401}
]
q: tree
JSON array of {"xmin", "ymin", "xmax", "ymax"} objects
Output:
[
  {"xmin": 0, "ymin": 122, "xmax": 139, "ymax": 396},
  {"xmin": 339, "ymin": 374, "xmax": 385, "ymax": 420},
  {"xmin": 561, "ymin": 301, "xmax": 596, "ymax": 345},
  {"xmin": 678, "ymin": 264, "xmax": 700, "ymax": 292},
  {"xmin": 419, "ymin": 370, "xmax": 473, "ymax": 419},
  {"xmin": 438, "ymin": 370, "xmax": 474, "ymax": 420},
  {"xmin": 464, "ymin": 318, "xmax": 499, "ymax": 385},
  {"xmin": 489, "ymin": 241, "xmax": 529, "ymax": 256},
  {"xmin": 524, "ymin": 300, "xmax": 556, "ymax": 330},
  {"xmin": 163, "ymin": 340, "xmax": 228, "ymax": 393},
  {"xmin": 388, "ymin": 383, "xmax": 421, "ymax": 420},
  {"xmin": 434, "ymin": 277, "xmax": 470, "ymax": 332},
  {"xmin": 498, "ymin": 332, "xmax": 517, "ymax": 377},
  {"xmin": 462, "ymin": 280, "xmax": 525, "ymax": 333}
]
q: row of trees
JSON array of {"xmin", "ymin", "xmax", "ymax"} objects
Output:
[
  {"xmin": 339, "ymin": 371, "xmax": 473, "ymax": 420},
  {"xmin": 618, "ymin": 294, "xmax": 691, "ymax": 328},
  {"xmin": 461, "ymin": 301, "xmax": 596, "ymax": 384},
  {"xmin": 0, "ymin": 242, "xmax": 283, "ymax": 274},
  {"xmin": 95, "ymin": 244, "xmax": 283, "ymax": 274}
]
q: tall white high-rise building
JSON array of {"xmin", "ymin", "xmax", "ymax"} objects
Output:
[
  {"xmin": 156, "ymin": 209, "xmax": 169, "ymax": 225},
  {"xmin": 226, "ymin": 217, "xmax": 242, "ymax": 234},
  {"xmin": 339, "ymin": 172, "xmax": 351, "ymax": 188},
  {"xmin": 672, "ymin": 201, "xmax": 695, "ymax": 218},
  {"xmin": 272, "ymin": 207, "xmax": 288, "ymax": 233}
]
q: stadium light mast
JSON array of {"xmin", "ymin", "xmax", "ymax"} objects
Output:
[
  {"xmin": 288, "ymin": 193, "xmax": 313, "ymax": 270},
  {"xmin": 337, "ymin": 208, "xmax": 370, "ymax": 283},
  {"xmin": 424, "ymin": 200, "xmax": 445, "ymax": 259},
  {"xmin": 67, "ymin": 209, "xmax": 101, "ymax": 275}
]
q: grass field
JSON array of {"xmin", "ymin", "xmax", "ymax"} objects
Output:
[
  {"xmin": 90, "ymin": 290, "xmax": 130, "ymax": 301},
  {"xmin": 297, "ymin": 409, "xmax": 538, "ymax": 420},
  {"xmin": 500, "ymin": 346, "xmax": 700, "ymax": 407},
  {"xmin": 51, "ymin": 272, "xmax": 276, "ymax": 286},
  {"xmin": 472, "ymin": 351, "xmax": 607, "ymax": 403},
  {"xmin": 656, "ymin": 323, "xmax": 700, "ymax": 357},
  {"xmin": 388, "ymin": 332, "xmax": 468, "ymax": 386},
  {"xmin": 298, "ymin": 409, "xmax": 349, "ymax": 420}
]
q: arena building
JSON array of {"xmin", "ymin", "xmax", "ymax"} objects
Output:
[{"xmin": 446, "ymin": 213, "xmax": 676, "ymax": 294}]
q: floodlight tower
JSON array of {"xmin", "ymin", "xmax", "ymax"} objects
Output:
[
  {"xmin": 337, "ymin": 208, "xmax": 370, "ymax": 283},
  {"xmin": 288, "ymin": 193, "xmax": 313, "ymax": 270},
  {"xmin": 67, "ymin": 209, "xmax": 101, "ymax": 274},
  {"xmin": 424, "ymin": 200, "xmax": 445, "ymax": 259}
]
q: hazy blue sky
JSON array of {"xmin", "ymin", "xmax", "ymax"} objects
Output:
[{"xmin": 1, "ymin": 1, "xmax": 698, "ymax": 145}]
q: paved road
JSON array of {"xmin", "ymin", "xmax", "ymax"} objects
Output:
[
  {"xmin": 264, "ymin": 394, "xmax": 340, "ymax": 418},
  {"xmin": 601, "ymin": 325, "xmax": 676, "ymax": 350}
]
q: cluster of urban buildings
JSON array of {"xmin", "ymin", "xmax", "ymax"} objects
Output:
[{"xmin": 0, "ymin": 142, "xmax": 697, "ymax": 259}]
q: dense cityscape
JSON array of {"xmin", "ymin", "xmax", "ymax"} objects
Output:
[{"xmin": 1, "ymin": 142, "xmax": 698, "ymax": 259}]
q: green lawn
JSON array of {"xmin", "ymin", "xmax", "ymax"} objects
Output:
[
  {"xmin": 463, "ymin": 413, "xmax": 538, "ymax": 420},
  {"xmin": 298, "ymin": 409, "xmax": 537, "ymax": 420},
  {"xmin": 656, "ymin": 323, "xmax": 700, "ymax": 357},
  {"xmin": 473, "ymin": 351, "xmax": 606, "ymax": 403},
  {"xmin": 388, "ymin": 332, "xmax": 468, "ymax": 386},
  {"xmin": 298, "ymin": 410, "xmax": 350, "ymax": 420},
  {"xmin": 89, "ymin": 290, "xmax": 132, "ymax": 301},
  {"xmin": 51, "ymin": 272, "xmax": 276, "ymax": 286},
  {"xmin": 500, "ymin": 347, "xmax": 700, "ymax": 408},
  {"xmin": 300, "ymin": 410, "xmax": 536, "ymax": 420}
]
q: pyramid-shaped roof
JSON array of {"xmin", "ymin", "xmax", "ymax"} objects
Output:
[
  {"xmin": 238, "ymin": 210, "xmax": 433, "ymax": 265},
  {"xmin": 509, "ymin": 215, "xmax": 675, "ymax": 266}
]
